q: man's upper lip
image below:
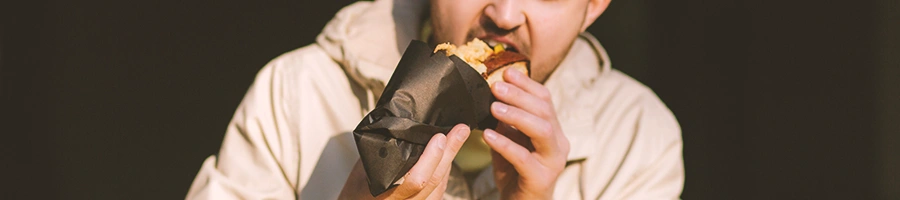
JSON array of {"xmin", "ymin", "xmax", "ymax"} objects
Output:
[{"xmin": 478, "ymin": 35, "xmax": 520, "ymax": 52}]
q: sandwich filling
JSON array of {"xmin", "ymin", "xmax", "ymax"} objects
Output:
[{"xmin": 434, "ymin": 38, "xmax": 530, "ymax": 85}]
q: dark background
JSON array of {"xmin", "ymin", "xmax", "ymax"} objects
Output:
[{"xmin": 2, "ymin": 0, "xmax": 897, "ymax": 199}]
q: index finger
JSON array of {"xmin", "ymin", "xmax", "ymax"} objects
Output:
[
  {"xmin": 491, "ymin": 101, "xmax": 557, "ymax": 155},
  {"xmin": 503, "ymin": 66, "xmax": 552, "ymax": 102}
]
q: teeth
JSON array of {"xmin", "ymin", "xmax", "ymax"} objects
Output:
[
  {"xmin": 485, "ymin": 39, "xmax": 499, "ymax": 47},
  {"xmin": 484, "ymin": 39, "xmax": 507, "ymax": 49}
]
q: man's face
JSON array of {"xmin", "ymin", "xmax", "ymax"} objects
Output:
[{"xmin": 430, "ymin": 0, "xmax": 596, "ymax": 83}]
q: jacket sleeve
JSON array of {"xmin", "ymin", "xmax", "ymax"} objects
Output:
[
  {"xmin": 582, "ymin": 93, "xmax": 685, "ymax": 200},
  {"xmin": 607, "ymin": 97, "xmax": 685, "ymax": 200},
  {"xmin": 186, "ymin": 62, "xmax": 301, "ymax": 200}
]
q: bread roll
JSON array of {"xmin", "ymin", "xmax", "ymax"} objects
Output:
[{"xmin": 435, "ymin": 39, "xmax": 530, "ymax": 86}]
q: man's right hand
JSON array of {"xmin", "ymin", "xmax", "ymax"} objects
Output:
[{"xmin": 338, "ymin": 124, "xmax": 471, "ymax": 200}]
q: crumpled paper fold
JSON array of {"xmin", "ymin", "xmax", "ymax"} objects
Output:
[{"xmin": 352, "ymin": 40, "xmax": 498, "ymax": 196}]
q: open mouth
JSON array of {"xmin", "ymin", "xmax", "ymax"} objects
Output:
[{"xmin": 482, "ymin": 38, "xmax": 518, "ymax": 53}]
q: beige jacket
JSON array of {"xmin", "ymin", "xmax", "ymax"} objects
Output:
[{"xmin": 186, "ymin": 0, "xmax": 684, "ymax": 199}]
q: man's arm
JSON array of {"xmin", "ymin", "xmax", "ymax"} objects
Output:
[
  {"xmin": 610, "ymin": 129, "xmax": 684, "ymax": 199},
  {"xmin": 186, "ymin": 64, "xmax": 300, "ymax": 200},
  {"xmin": 593, "ymin": 94, "xmax": 685, "ymax": 200}
]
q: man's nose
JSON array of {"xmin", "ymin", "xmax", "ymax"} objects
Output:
[{"xmin": 484, "ymin": 0, "xmax": 525, "ymax": 31}]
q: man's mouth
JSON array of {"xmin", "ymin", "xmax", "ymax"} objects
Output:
[{"xmin": 481, "ymin": 38, "xmax": 519, "ymax": 53}]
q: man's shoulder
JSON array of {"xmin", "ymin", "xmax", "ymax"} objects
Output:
[
  {"xmin": 603, "ymin": 70, "xmax": 658, "ymax": 101},
  {"xmin": 243, "ymin": 43, "xmax": 359, "ymax": 114},
  {"xmin": 262, "ymin": 44, "xmax": 337, "ymax": 75},
  {"xmin": 591, "ymin": 69, "xmax": 670, "ymax": 112},
  {"xmin": 249, "ymin": 44, "xmax": 347, "ymax": 90},
  {"xmin": 591, "ymin": 69, "xmax": 680, "ymax": 134},
  {"xmin": 607, "ymin": 69, "xmax": 680, "ymax": 135}
]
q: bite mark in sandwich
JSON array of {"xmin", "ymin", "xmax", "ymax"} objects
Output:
[{"xmin": 434, "ymin": 38, "xmax": 530, "ymax": 86}]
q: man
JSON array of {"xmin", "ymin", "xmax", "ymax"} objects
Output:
[{"xmin": 187, "ymin": 0, "xmax": 684, "ymax": 199}]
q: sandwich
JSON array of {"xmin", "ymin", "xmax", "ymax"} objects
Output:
[{"xmin": 434, "ymin": 38, "xmax": 530, "ymax": 86}]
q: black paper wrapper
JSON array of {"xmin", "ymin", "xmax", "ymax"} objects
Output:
[{"xmin": 352, "ymin": 40, "xmax": 498, "ymax": 196}]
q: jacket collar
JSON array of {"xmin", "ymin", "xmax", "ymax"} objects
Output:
[{"xmin": 545, "ymin": 33, "xmax": 612, "ymax": 161}]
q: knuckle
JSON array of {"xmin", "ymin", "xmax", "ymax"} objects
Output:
[
  {"xmin": 515, "ymin": 153, "xmax": 533, "ymax": 167},
  {"xmin": 544, "ymin": 121, "xmax": 555, "ymax": 135},
  {"xmin": 536, "ymin": 87, "xmax": 552, "ymax": 101},
  {"xmin": 427, "ymin": 174, "xmax": 444, "ymax": 188},
  {"xmin": 537, "ymin": 102, "xmax": 554, "ymax": 118},
  {"xmin": 535, "ymin": 121, "xmax": 553, "ymax": 138},
  {"xmin": 405, "ymin": 176, "xmax": 427, "ymax": 191},
  {"xmin": 410, "ymin": 182, "xmax": 426, "ymax": 192}
]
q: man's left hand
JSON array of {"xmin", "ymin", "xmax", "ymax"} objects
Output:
[{"xmin": 483, "ymin": 68, "xmax": 570, "ymax": 199}]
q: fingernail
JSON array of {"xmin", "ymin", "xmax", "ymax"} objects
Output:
[
  {"xmin": 493, "ymin": 102, "xmax": 508, "ymax": 114},
  {"xmin": 495, "ymin": 82, "xmax": 508, "ymax": 95},
  {"xmin": 436, "ymin": 135, "xmax": 446, "ymax": 149},
  {"xmin": 484, "ymin": 129, "xmax": 498, "ymax": 141},
  {"xmin": 455, "ymin": 128, "xmax": 469, "ymax": 142}
]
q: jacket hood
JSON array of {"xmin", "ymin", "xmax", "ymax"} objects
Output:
[{"xmin": 316, "ymin": 0, "xmax": 428, "ymax": 99}]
